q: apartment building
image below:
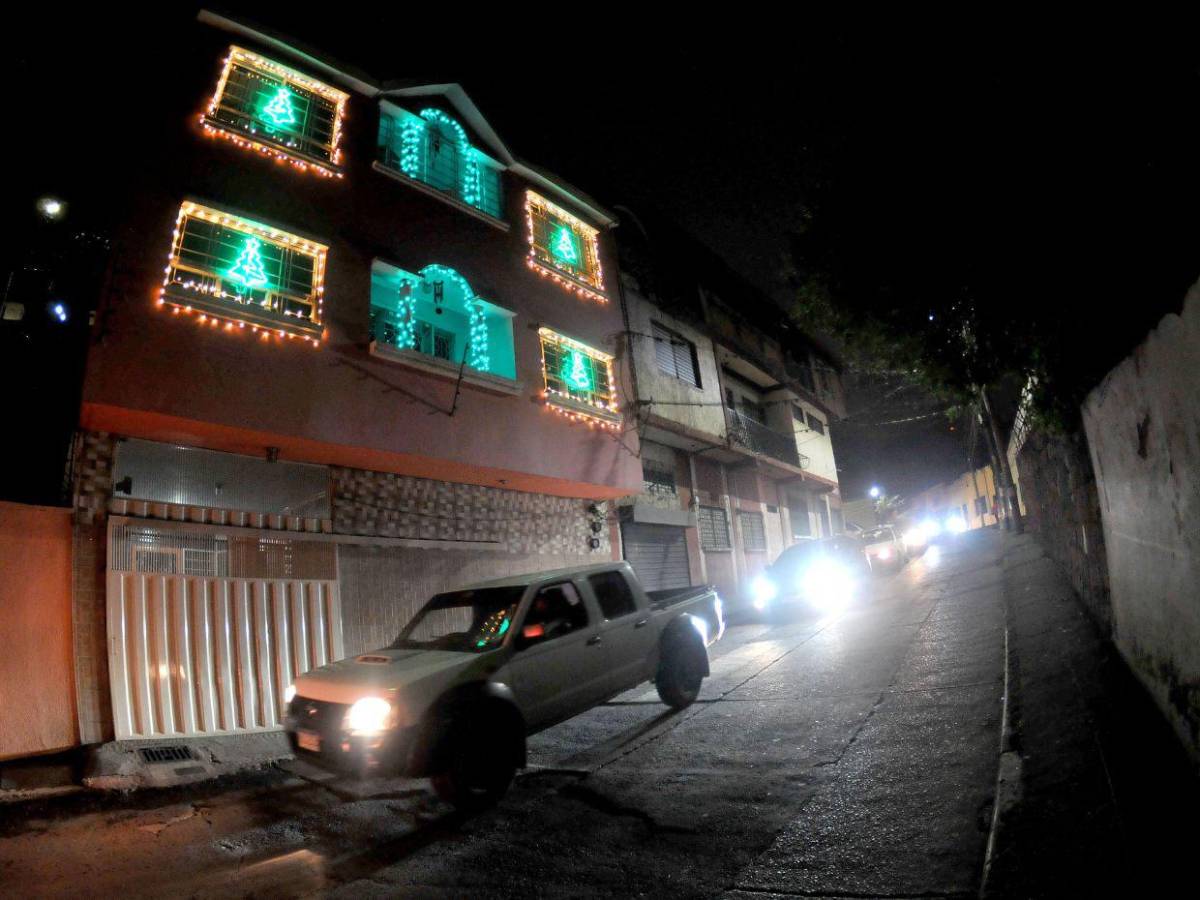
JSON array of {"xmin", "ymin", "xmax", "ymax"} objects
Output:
[
  {"xmin": 68, "ymin": 11, "xmax": 641, "ymax": 746},
  {"xmin": 612, "ymin": 216, "xmax": 846, "ymax": 605}
]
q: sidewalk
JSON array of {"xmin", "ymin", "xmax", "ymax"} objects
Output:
[{"xmin": 985, "ymin": 533, "xmax": 1200, "ymax": 898}]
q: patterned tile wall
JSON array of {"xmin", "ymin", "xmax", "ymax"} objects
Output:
[{"xmin": 330, "ymin": 467, "xmax": 610, "ymax": 556}]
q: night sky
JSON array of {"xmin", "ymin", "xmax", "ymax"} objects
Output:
[{"xmin": 12, "ymin": 11, "xmax": 1198, "ymax": 502}]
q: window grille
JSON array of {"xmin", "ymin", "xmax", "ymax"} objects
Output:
[
  {"xmin": 369, "ymin": 260, "xmax": 516, "ymax": 380},
  {"xmin": 202, "ymin": 46, "xmax": 348, "ymax": 176},
  {"xmin": 525, "ymin": 191, "xmax": 604, "ymax": 297},
  {"xmin": 538, "ymin": 328, "xmax": 620, "ymax": 425},
  {"xmin": 642, "ymin": 458, "xmax": 677, "ymax": 496},
  {"xmin": 377, "ymin": 105, "xmax": 504, "ymax": 218},
  {"xmin": 698, "ymin": 506, "xmax": 732, "ymax": 551},
  {"xmin": 790, "ymin": 496, "xmax": 812, "ymax": 538},
  {"xmin": 111, "ymin": 524, "xmax": 336, "ymax": 581},
  {"xmin": 739, "ymin": 511, "xmax": 767, "ymax": 551},
  {"xmin": 806, "ymin": 413, "xmax": 826, "ymax": 435},
  {"xmin": 160, "ymin": 201, "xmax": 326, "ymax": 340}
]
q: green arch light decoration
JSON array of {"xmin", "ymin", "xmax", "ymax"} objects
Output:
[
  {"xmin": 396, "ymin": 109, "xmax": 483, "ymax": 209},
  {"xmin": 391, "ymin": 264, "xmax": 490, "ymax": 372}
]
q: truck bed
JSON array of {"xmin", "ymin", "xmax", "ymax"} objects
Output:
[{"xmin": 647, "ymin": 585, "xmax": 717, "ymax": 609}]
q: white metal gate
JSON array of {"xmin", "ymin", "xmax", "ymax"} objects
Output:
[{"xmin": 106, "ymin": 518, "xmax": 343, "ymax": 740}]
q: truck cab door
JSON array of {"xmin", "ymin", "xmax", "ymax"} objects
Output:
[
  {"xmin": 506, "ymin": 581, "xmax": 608, "ymax": 730},
  {"xmin": 585, "ymin": 570, "xmax": 659, "ymax": 695}
]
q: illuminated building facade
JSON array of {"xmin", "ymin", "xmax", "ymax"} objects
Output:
[{"xmin": 68, "ymin": 10, "xmax": 639, "ymax": 746}]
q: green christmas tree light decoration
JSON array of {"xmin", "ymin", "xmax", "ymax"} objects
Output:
[
  {"xmin": 260, "ymin": 87, "xmax": 297, "ymax": 128},
  {"xmin": 551, "ymin": 225, "xmax": 580, "ymax": 265},
  {"xmin": 561, "ymin": 347, "xmax": 594, "ymax": 392},
  {"xmin": 225, "ymin": 236, "xmax": 270, "ymax": 289}
]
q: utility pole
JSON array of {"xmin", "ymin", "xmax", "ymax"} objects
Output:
[{"xmin": 979, "ymin": 386, "xmax": 1024, "ymax": 534}]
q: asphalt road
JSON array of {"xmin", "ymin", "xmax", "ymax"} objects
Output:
[{"xmin": 0, "ymin": 534, "xmax": 1008, "ymax": 898}]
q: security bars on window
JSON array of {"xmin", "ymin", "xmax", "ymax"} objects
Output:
[
  {"xmin": 201, "ymin": 46, "xmax": 349, "ymax": 178},
  {"xmin": 525, "ymin": 192, "xmax": 605, "ymax": 302},
  {"xmin": 738, "ymin": 511, "xmax": 767, "ymax": 551},
  {"xmin": 377, "ymin": 106, "xmax": 504, "ymax": 218},
  {"xmin": 538, "ymin": 327, "xmax": 620, "ymax": 428},
  {"xmin": 157, "ymin": 201, "xmax": 327, "ymax": 344},
  {"xmin": 699, "ymin": 506, "xmax": 732, "ymax": 551}
]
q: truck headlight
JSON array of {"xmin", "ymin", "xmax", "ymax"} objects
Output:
[
  {"xmin": 751, "ymin": 574, "xmax": 778, "ymax": 609},
  {"xmin": 876, "ymin": 546, "xmax": 892, "ymax": 561},
  {"xmin": 903, "ymin": 528, "xmax": 925, "ymax": 549},
  {"xmin": 347, "ymin": 697, "xmax": 392, "ymax": 735}
]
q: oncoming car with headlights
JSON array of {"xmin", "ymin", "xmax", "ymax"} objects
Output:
[
  {"xmin": 284, "ymin": 562, "xmax": 723, "ymax": 809},
  {"xmin": 749, "ymin": 536, "xmax": 871, "ymax": 616},
  {"xmin": 861, "ymin": 525, "xmax": 910, "ymax": 571}
]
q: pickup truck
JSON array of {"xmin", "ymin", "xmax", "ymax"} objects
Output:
[{"xmin": 284, "ymin": 562, "xmax": 723, "ymax": 809}]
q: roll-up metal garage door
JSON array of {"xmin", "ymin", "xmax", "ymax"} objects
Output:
[{"xmin": 621, "ymin": 523, "xmax": 691, "ymax": 591}]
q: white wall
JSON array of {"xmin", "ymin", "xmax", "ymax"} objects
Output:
[
  {"xmin": 791, "ymin": 399, "xmax": 838, "ymax": 483},
  {"xmin": 1083, "ymin": 280, "xmax": 1200, "ymax": 758}
]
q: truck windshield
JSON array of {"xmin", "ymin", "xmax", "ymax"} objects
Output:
[{"xmin": 391, "ymin": 586, "xmax": 525, "ymax": 653}]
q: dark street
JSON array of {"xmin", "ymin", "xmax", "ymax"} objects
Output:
[{"xmin": 5, "ymin": 531, "xmax": 1190, "ymax": 898}]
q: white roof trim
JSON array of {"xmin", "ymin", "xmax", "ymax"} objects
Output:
[
  {"xmin": 198, "ymin": 10, "xmax": 379, "ymax": 97},
  {"xmin": 380, "ymin": 85, "xmax": 615, "ymax": 228},
  {"xmin": 381, "ymin": 84, "xmax": 515, "ymax": 167},
  {"xmin": 198, "ymin": 11, "xmax": 616, "ymax": 227}
]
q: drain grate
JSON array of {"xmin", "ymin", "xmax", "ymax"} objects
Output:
[{"xmin": 139, "ymin": 745, "xmax": 196, "ymax": 765}]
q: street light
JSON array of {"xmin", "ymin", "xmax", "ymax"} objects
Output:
[
  {"xmin": 868, "ymin": 485, "xmax": 881, "ymax": 499},
  {"xmin": 37, "ymin": 196, "xmax": 66, "ymax": 220}
]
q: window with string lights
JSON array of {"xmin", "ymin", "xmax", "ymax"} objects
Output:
[
  {"xmin": 524, "ymin": 192, "xmax": 606, "ymax": 302},
  {"xmin": 368, "ymin": 260, "xmax": 516, "ymax": 384},
  {"xmin": 201, "ymin": 46, "xmax": 349, "ymax": 178},
  {"xmin": 156, "ymin": 202, "xmax": 326, "ymax": 345},
  {"xmin": 537, "ymin": 328, "xmax": 620, "ymax": 429},
  {"xmin": 376, "ymin": 105, "xmax": 505, "ymax": 220}
]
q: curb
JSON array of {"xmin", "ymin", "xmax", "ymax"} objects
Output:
[{"xmin": 979, "ymin": 551, "xmax": 1023, "ymax": 898}]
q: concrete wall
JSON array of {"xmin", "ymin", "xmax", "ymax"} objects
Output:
[
  {"xmin": 625, "ymin": 291, "xmax": 726, "ymax": 437},
  {"xmin": 791, "ymin": 400, "xmax": 838, "ymax": 483},
  {"xmin": 1015, "ymin": 430, "xmax": 1110, "ymax": 629},
  {"xmin": 0, "ymin": 502, "xmax": 78, "ymax": 760},
  {"xmin": 1082, "ymin": 281, "xmax": 1200, "ymax": 756}
]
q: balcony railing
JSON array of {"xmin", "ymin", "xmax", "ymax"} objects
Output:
[{"xmin": 726, "ymin": 409, "xmax": 802, "ymax": 468}]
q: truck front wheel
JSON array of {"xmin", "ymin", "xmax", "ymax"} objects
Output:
[
  {"xmin": 656, "ymin": 637, "xmax": 705, "ymax": 709},
  {"xmin": 430, "ymin": 710, "xmax": 519, "ymax": 811}
]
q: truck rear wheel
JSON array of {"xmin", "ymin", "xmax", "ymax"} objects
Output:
[{"xmin": 656, "ymin": 638, "xmax": 705, "ymax": 709}]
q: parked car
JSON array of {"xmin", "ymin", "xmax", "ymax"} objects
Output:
[
  {"xmin": 861, "ymin": 525, "xmax": 909, "ymax": 571},
  {"xmin": 284, "ymin": 562, "xmax": 723, "ymax": 809},
  {"xmin": 750, "ymin": 535, "xmax": 872, "ymax": 614}
]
